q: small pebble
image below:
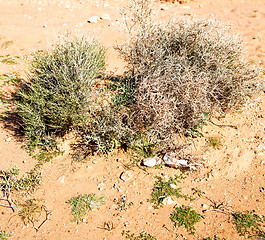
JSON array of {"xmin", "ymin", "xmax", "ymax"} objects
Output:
[
  {"xmin": 100, "ymin": 14, "xmax": 111, "ymax": 21},
  {"xmin": 88, "ymin": 16, "xmax": 100, "ymax": 23},
  {"xmin": 120, "ymin": 171, "xmax": 133, "ymax": 182}
]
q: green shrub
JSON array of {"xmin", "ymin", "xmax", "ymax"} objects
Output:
[
  {"xmin": 16, "ymin": 36, "xmax": 106, "ymax": 150},
  {"xmin": 118, "ymin": 0, "xmax": 263, "ymax": 144},
  {"xmin": 232, "ymin": 211, "xmax": 265, "ymax": 238},
  {"xmin": 122, "ymin": 231, "xmax": 157, "ymax": 240},
  {"xmin": 149, "ymin": 175, "xmax": 192, "ymax": 209},
  {"xmin": 170, "ymin": 205, "xmax": 202, "ymax": 234},
  {"xmin": 0, "ymin": 230, "xmax": 12, "ymax": 240},
  {"xmin": 18, "ymin": 199, "xmax": 44, "ymax": 225},
  {"xmin": 0, "ymin": 166, "xmax": 41, "ymax": 193},
  {"xmin": 67, "ymin": 194, "xmax": 105, "ymax": 223}
]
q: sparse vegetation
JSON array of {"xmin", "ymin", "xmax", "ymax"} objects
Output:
[
  {"xmin": 204, "ymin": 236, "xmax": 226, "ymax": 240},
  {"xmin": 232, "ymin": 211, "xmax": 265, "ymax": 238},
  {"xmin": 18, "ymin": 198, "xmax": 43, "ymax": 225},
  {"xmin": 149, "ymin": 175, "xmax": 192, "ymax": 208},
  {"xmin": 0, "ymin": 55, "xmax": 19, "ymax": 64},
  {"xmin": 192, "ymin": 187, "xmax": 205, "ymax": 198},
  {"xmin": 0, "ymin": 230, "xmax": 12, "ymax": 240},
  {"xmin": 67, "ymin": 194, "xmax": 105, "ymax": 223},
  {"xmin": 18, "ymin": 198, "xmax": 51, "ymax": 232},
  {"xmin": 99, "ymin": 221, "xmax": 119, "ymax": 231},
  {"xmin": 170, "ymin": 205, "xmax": 202, "ymax": 234},
  {"xmin": 114, "ymin": 195, "xmax": 133, "ymax": 211},
  {"xmin": 0, "ymin": 73, "xmax": 22, "ymax": 86},
  {"xmin": 122, "ymin": 230, "xmax": 157, "ymax": 240},
  {"xmin": 206, "ymin": 137, "xmax": 222, "ymax": 149},
  {"xmin": 1, "ymin": 40, "xmax": 13, "ymax": 49},
  {"xmin": 0, "ymin": 166, "xmax": 41, "ymax": 193},
  {"xmin": 131, "ymin": 133, "xmax": 157, "ymax": 159}
]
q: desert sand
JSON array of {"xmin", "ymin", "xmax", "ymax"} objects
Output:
[{"xmin": 0, "ymin": 0, "xmax": 265, "ymax": 239}]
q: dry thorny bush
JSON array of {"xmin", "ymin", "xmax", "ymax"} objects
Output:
[{"xmin": 117, "ymin": 0, "xmax": 263, "ymax": 148}]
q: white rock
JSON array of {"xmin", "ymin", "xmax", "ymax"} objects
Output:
[
  {"xmin": 170, "ymin": 184, "xmax": 177, "ymax": 189},
  {"xmin": 202, "ymin": 204, "xmax": 208, "ymax": 209},
  {"xmin": 58, "ymin": 175, "xmax": 65, "ymax": 183},
  {"xmin": 5, "ymin": 137, "xmax": 11, "ymax": 142},
  {"xmin": 103, "ymin": 3, "xmax": 110, "ymax": 7},
  {"xmin": 120, "ymin": 171, "xmax": 133, "ymax": 182},
  {"xmin": 97, "ymin": 182, "xmax": 104, "ymax": 187},
  {"xmin": 142, "ymin": 156, "xmax": 161, "ymax": 167},
  {"xmin": 163, "ymin": 153, "xmax": 186, "ymax": 167},
  {"xmin": 163, "ymin": 152, "xmax": 200, "ymax": 170},
  {"xmin": 100, "ymin": 14, "xmax": 111, "ymax": 21},
  {"xmin": 88, "ymin": 16, "xmax": 100, "ymax": 23},
  {"xmin": 162, "ymin": 197, "xmax": 175, "ymax": 205}
]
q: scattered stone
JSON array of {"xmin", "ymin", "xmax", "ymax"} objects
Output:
[
  {"xmin": 82, "ymin": 219, "xmax": 86, "ymax": 223},
  {"xmin": 120, "ymin": 171, "xmax": 133, "ymax": 182},
  {"xmin": 201, "ymin": 204, "xmax": 208, "ymax": 209},
  {"xmin": 98, "ymin": 187, "xmax": 103, "ymax": 191},
  {"xmin": 75, "ymin": 23, "xmax": 83, "ymax": 28},
  {"xmin": 162, "ymin": 197, "xmax": 175, "ymax": 205},
  {"xmin": 142, "ymin": 156, "xmax": 161, "ymax": 167},
  {"xmin": 92, "ymin": 160, "xmax": 97, "ymax": 164},
  {"xmin": 124, "ymin": 221, "xmax": 131, "ymax": 227},
  {"xmin": 97, "ymin": 182, "xmax": 104, "ymax": 187},
  {"xmin": 43, "ymin": 24, "xmax": 48, "ymax": 28},
  {"xmin": 113, "ymin": 184, "xmax": 122, "ymax": 192},
  {"xmin": 163, "ymin": 152, "xmax": 200, "ymax": 170},
  {"xmin": 161, "ymin": 6, "xmax": 169, "ymax": 10},
  {"xmin": 169, "ymin": 184, "xmax": 177, "ymax": 189},
  {"xmin": 100, "ymin": 14, "xmax": 111, "ymax": 21},
  {"xmin": 88, "ymin": 16, "xmax": 100, "ymax": 23},
  {"xmin": 103, "ymin": 3, "xmax": 110, "ymax": 7},
  {"xmin": 207, "ymin": 172, "xmax": 213, "ymax": 179},
  {"xmin": 5, "ymin": 137, "xmax": 11, "ymax": 142},
  {"xmin": 58, "ymin": 175, "xmax": 65, "ymax": 183}
]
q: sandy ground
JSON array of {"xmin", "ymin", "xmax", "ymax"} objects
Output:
[{"xmin": 0, "ymin": 0, "xmax": 265, "ymax": 239}]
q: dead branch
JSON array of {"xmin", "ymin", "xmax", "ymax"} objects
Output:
[{"xmin": 31, "ymin": 206, "xmax": 52, "ymax": 233}]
